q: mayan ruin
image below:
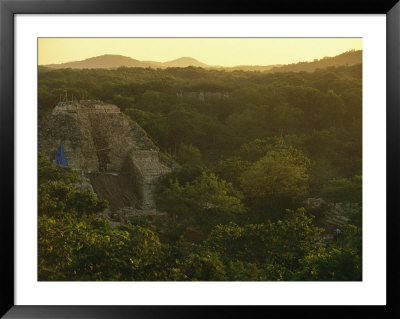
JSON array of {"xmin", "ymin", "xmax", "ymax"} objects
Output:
[{"xmin": 38, "ymin": 100, "xmax": 171, "ymax": 222}]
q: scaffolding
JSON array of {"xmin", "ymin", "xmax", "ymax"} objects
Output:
[{"xmin": 72, "ymin": 103, "xmax": 116, "ymax": 171}]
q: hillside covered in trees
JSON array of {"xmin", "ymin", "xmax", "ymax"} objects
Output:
[{"xmin": 38, "ymin": 60, "xmax": 362, "ymax": 281}]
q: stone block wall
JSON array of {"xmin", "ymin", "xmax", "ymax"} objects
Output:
[{"xmin": 130, "ymin": 150, "xmax": 171, "ymax": 209}]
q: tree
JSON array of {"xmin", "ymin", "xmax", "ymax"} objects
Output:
[
  {"xmin": 38, "ymin": 153, "xmax": 108, "ymax": 217},
  {"xmin": 38, "ymin": 152, "xmax": 79, "ymax": 185},
  {"xmin": 320, "ymin": 90, "xmax": 345, "ymax": 128},
  {"xmin": 38, "ymin": 154, "xmax": 164, "ymax": 281},
  {"xmin": 178, "ymin": 251, "xmax": 227, "ymax": 281},
  {"xmin": 205, "ymin": 208, "xmax": 324, "ymax": 279},
  {"xmin": 38, "ymin": 215, "xmax": 163, "ymax": 281},
  {"xmin": 340, "ymin": 88, "xmax": 362, "ymax": 124},
  {"xmin": 240, "ymin": 142, "xmax": 310, "ymax": 219},
  {"xmin": 294, "ymin": 225, "xmax": 362, "ymax": 281},
  {"xmin": 269, "ymin": 103, "xmax": 304, "ymax": 133},
  {"xmin": 321, "ymin": 175, "xmax": 362, "ymax": 203},
  {"xmin": 109, "ymin": 94, "xmax": 135, "ymax": 111},
  {"xmin": 177, "ymin": 143, "xmax": 203, "ymax": 166},
  {"xmin": 239, "ymin": 138, "xmax": 272, "ymax": 162},
  {"xmin": 215, "ymin": 156, "xmax": 250, "ymax": 188},
  {"xmin": 155, "ymin": 171, "xmax": 245, "ymax": 235}
]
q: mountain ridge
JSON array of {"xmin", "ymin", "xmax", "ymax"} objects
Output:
[{"xmin": 42, "ymin": 50, "xmax": 362, "ymax": 72}]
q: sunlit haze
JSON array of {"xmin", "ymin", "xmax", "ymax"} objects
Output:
[{"xmin": 38, "ymin": 38, "xmax": 362, "ymax": 66}]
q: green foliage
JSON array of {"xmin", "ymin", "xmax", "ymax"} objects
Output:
[
  {"xmin": 296, "ymin": 247, "xmax": 362, "ymax": 281},
  {"xmin": 156, "ymin": 164, "xmax": 204, "ymax": 191},
  {"xmin": 205, "ymin": 208, "xmax": 324, "ymax": 279},
  {"xmin": 38, "ymin": 63, "xmax": 362, "ymax": 281},
  {"xmin": 155, "ymin": 171, "xmax": 245, "ymax": 235},
  {"xmin": 38, "ymin": 214, "xmax": 163, "ymax": 280},
  {"xmin": 39, "ymin": 65, "xmax": 362, "ymax": 197},
  {"xmin": 39, "ymin": 181, "xmax": 108, "ymax": 217},
  {"xmin": 124, "ymin": 107, "xmax": 157, "ymax": 128},
  {"xmin": 179, "ymin": 251, "xmax": 227, "ymax": 281},
  {"xmin": 38, "ymin": 151, "xmax": 361, "ymax": 281},
  {"xmin": 38, "ymin": 87, "xmax": 58, "ymax": 118},
  {"xmin": 321, "ymin": 175, "xmax": 362, "ymax": 203},
  {"xmin": 294, "ymin": 225, "xmax": 362, "ymax": 281},
  {"xmin": 214, "ymin": 156, "xmax": 250, "ymax": 188},
  {"xmin": 38, "ymin": 152, "xmax": 79, "ymax": 185},
  {"xmin": 239, "ymin": 138, "xmax": 273, "ymax": 162},
  {"xmin": 38, "ymin": 153, "xmax": 108, "ymax": 217},
  {"xmin": 109, "ymin": 94, "xmax": 135, "ymax": 111},
  {"xmin": 240, "ymin": 142, "xmax": 310, "ymax": 219},
  {"xmin": 177, "ymin": 143, "xmax": 203, "ymax": 166},
  {"xmin": 38, "ymin": 155, "xmax": 165, "ymax": 281}
]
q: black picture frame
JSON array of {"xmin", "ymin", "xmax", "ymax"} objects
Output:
[{"xmin": 1, "ymin": 0, "xmax": 399, "ymax": 318}]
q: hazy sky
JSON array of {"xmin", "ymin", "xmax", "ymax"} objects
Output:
[{"xmin": 38, "ymin": 38, "xmax": 362, "ymax": 67}]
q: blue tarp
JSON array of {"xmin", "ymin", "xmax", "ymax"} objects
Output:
[{"xmin": 55, "ymin": 143, "xmax": 68, "ymax": 166}]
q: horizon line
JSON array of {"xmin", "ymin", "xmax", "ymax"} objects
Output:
[{"xmin": 39, "ymin": 49, "xmax": 362, "ymax": 68}]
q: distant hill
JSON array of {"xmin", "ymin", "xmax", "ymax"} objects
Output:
[
  {"xmin": 216, "ymin": 65, "xmax": 281, "ymax": 72},
  {"xmin": 264, "ymin": 50, "xmax": 362, "ymax": 73},
  {"xmin": 44, "ymin": 55, "xmax": 208, "ymax": 69},
  {"xmin": 45, "ymin": 55, "xmax": 155, "ymax": 69},
  {"xmin": 42, "ymin": 50, "xmax": 362, "ymax": 72},
  {"xmin": 163, "ymin": 57, "xmax": 209, "ymax": 68}
]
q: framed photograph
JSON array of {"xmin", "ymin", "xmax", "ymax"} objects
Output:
[{"xmin": 1, "ymin": 0, "xmax": 399, "ymax": 318}]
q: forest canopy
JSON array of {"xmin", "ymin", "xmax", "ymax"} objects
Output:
[{"xmin": 38, "ymin": 63, "xmax": 362, "ymax": 281}]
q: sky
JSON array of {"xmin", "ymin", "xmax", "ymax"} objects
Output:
[{"xmin": 38, "ymin": 38, "xmax": 362, "ymax": 67}]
